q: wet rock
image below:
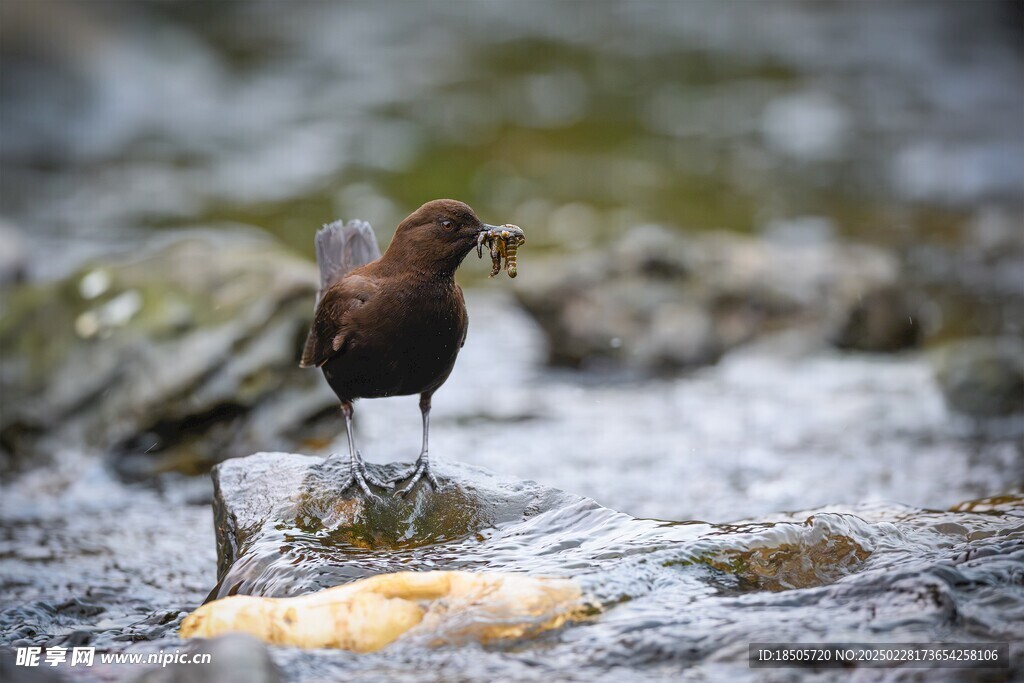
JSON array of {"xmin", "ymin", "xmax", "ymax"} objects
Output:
[
  {"xmin": 134, "ymin": 634, "xmax": 280, "ymax": 683},
  {"xmin": 209, "ymin": 452, "xmax": 880, "ymax": 605},
  {"xmin": 668, "ymin": 513, "xmax": 874, "ymax": 592},
  {"xmin": 0, "ymin": 232, "xmax": 340, "ymax": 476},
  {"xmin": 0, "ymin": 648, "xmax": 65, "ymax": 682},
  {"xmin": 210, "ymin": 452, "xmax": 580, "ymax": 598},
  {"xmin": 514, "ymin": 226, "xmax": 899, "ymax": 371},
  {"xmin": 933, "ymin": 338, "xmax": 1024, "ymax": 418},
  {"xmin": 829, "ymin": 284, "xmax": 923, "ymax": 352}
]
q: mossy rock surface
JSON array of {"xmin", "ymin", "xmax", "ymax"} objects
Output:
[{"xmin": 0, "ymin": 233, "xmax": 341, "ymax": 477}]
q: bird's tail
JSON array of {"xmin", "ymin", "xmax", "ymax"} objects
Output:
[
  {"xmin": 312, "ymin": 219, "xmax": 382, "ymax": 307},
  {"xmin": 300, "ymin": 219, "xmax": 382, "ymax": 368}
]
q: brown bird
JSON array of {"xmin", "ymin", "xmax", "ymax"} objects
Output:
[{"xmin": 300, "ymin": 199, "xmax": 507, "ymax": 497}]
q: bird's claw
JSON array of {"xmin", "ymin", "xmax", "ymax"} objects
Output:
[
  {"xmin": 337, "ymin": 452, "xmax": 388, "ymax": 500},
  {"xmin": 391, "ymin": 457, "xmax": 440, "ymax": 497}
]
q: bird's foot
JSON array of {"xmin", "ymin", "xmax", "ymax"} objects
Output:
[
  {"xmin": 391, "ymin": 455, "xmax": 440, "ymax": 497},
  {"xmin": 336, "ymin": 452, "xmax": 388, "ymax": 500}
]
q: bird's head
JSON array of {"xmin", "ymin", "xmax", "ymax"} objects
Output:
[{"xmin": 383, "ymin": 199, "xmax": 501, "ymax": 275}]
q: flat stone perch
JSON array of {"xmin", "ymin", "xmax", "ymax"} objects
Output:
[{"xmin": 210, "ymin": 452, "xmax": 583, "ymax": 600}]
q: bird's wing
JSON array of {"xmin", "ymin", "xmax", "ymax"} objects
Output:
[
  {"xmin": 313, "ymin": 220, "xmax": 382, "ymax": 307},
  {"xmin": 300, "ymin": 275, "xmax": 376, "ymax": 368},
  {"xmin": 458, "ymin": 286, "xmax": 469, "ymax": 348}
]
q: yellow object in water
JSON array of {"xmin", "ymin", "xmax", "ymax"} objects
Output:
[{"xmin": 180, "ymin": 571, "xmax": 585, "ymax": 652}]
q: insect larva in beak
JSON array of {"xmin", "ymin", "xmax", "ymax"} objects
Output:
[
  {"xmin": 477, "ymin": 224, "xmax": 525, "ymax": 279},
  {"xmin": 505, "ymin": 241, "xmax": 519, "ymax": 278}
]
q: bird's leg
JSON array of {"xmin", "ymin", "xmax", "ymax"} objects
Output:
[
  {"xmin": 331, "ymin": 401, "xmax": 388, "ymax": 498},
  {"xmin": 393, "ymin": 393, "xmax": 441, "ymax": 496}
]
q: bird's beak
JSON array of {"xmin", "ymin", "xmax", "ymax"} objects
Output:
[{"xmin": 475, "ymin": 224, "xmax": 500, "ymax": 258}]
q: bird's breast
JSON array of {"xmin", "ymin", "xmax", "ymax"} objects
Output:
[
  {"xmin": 367, "ymin": 283, "xmax": 465, "ymax": 357},
  {"xmin": 322, "ymin": 282, "xmax": 466, "ymax": 400}
]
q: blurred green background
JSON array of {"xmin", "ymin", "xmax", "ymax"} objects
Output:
[{"xmin": 2, "ymin": 1, "xmax": 1021, "ymax": 301}]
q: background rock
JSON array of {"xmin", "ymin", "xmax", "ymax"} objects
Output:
[
  {"xmin": 829, "ymin": 284, "xmax": 923, "ymax": 352},
  {"xmin": 514, "ymin": 226, "xmax": 902, "ymax": 371},
  {"xmin": 0, "ymin": 232, "xmax": 339, "ymax": 477},
  {"xmin": 934, "ymin": 337, "xmax": 1024, "ymax": 418}
]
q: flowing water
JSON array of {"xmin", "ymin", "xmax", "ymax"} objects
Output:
[
  {"xmin": 4, "ymin": 451, "xmax": 1020, "ymax": 682},
  {"xmin": 221, "ymin": 480, "xmax": 1024, "ymax": 683}
]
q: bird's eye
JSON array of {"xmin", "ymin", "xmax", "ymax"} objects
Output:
[{"xmin": 441, "ymin": 219, "xmax": 454, "ymax": 231}]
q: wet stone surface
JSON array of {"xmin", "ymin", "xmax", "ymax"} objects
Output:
[{"xmin": 211, "ymin": 453, "xmax": 578, "ymax": 599}]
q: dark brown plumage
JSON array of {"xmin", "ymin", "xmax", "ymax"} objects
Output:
[{"xmin": 301, "ymin": 199, "xmax": 504, "ymax": 496}]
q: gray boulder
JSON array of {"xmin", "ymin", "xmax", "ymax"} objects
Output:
[
  {"xmin": 0, "ymin": 232, "xmax": 340, "ymax": 477},
  {"xmin": 933, "ymin": 338, "xmax": 1024, "ymax": 418},
  {"xmin": 829, "ymin": 284, "xmax": 923, "ymax": 353},
  {"xmin": 514, "ymin": 226, "xmax": 902, "ymax": 371}
]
